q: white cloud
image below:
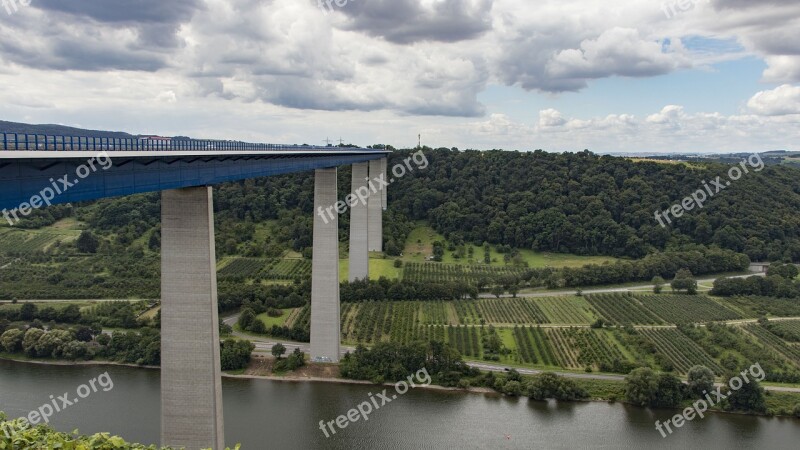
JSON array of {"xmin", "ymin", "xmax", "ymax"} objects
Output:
[
  {"xmin": 747, "ymin": 84, "xmax": 800, "ymax": 116},
  {"xmin": 546, "ymin": 28, "xmax": 687, "ymax": 81},
  {"xmin": 538, "ymin": 109, "xmax": 567, "ymax": 128}
]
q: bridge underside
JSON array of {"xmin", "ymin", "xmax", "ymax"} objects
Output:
[{"xmin": 0, "ymin": 151, "xmax": 385, "ymax": 211}]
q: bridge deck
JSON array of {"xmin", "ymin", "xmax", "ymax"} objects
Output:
[{"xmin": 0, "ymin": 132, "xmax": 389, "ymax": 212}]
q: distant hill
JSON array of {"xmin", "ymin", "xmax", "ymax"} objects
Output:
[{"xmin": 0, "ymin": 120, "xmax": 136, "ymax": 139}]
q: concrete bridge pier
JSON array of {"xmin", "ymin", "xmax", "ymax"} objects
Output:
[
  {"xmin": 381, "ymin": 157, "xmax": 388, "ymax": 210},
  {"xmin": 311, "ymin": 168, "xmax": 341, "ymax": 362},
  {"xmin": 349, "ymin": 162, "xmax": 369, "ymax": 282},
  {"xmin": 160, "ymin": 186, "xmax": 225, "ymax": 450},
  {"xmin": 367, "ymin": 159, "xmax": 384, "ymax": 252}
]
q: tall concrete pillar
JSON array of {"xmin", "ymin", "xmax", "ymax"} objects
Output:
[
  {"xmin": 160, "ymin": 186, "xmax": 225, "ymax": 450},
  {"xmin": 349, "ymin": 162, "xmax": 369, "ymax": 282},
  {"xmin": 311, "ymin": 168, "xmax": 341, "ymax": 362},
  {"xmin": 380, "ymin": 157, "xmax": 388, "ymax": 210},
  {"xmin": 367, "ymin": 159, "xmax": 383, "ymax": 252}
]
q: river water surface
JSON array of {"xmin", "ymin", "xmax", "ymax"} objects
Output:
[{"xmin": 0, "ymin": 360, "xmax": 798, "ymax": 449}]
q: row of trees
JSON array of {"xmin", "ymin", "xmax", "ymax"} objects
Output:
[
  {"xmin": 711, "ymin": 274, "xmax": 800, "ymax": 298},
  {"xmin": 1, "ymin": 321, "xmax": 253, "ymax": 371},
  {"xmin": 625, "ymin": 365, "xmax": 766, "ymax": 412},
  {"xmin": 340, "ymin": 340, "xmax": 477, "ymax": 386}
]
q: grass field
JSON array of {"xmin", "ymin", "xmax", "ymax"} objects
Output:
[
  {"xmin": 338, "ymin": 257, "xmax": 402, "ymax": 281},
  {"xmin": 401, "ymin": 224, "xmax": 617, "ymax": 268},
  {"xmin": 256, "ymin": 309, "xmax": 293, "ymax": 328}
]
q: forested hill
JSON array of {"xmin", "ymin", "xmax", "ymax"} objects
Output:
[
  {"xmin": 386, "ymin": 149, "xmax": 800, "ymax": 261},
  {"xmin": 15, "ymin": 147, "xmax": 800, "ymax": 263}
]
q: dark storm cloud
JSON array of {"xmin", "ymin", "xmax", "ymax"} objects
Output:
[
  {"xmin": 339, "ymin": 0, "xmax": 493, "ymax": 44},
  {"xmin": 0, "ymin": 0, "xmax": 201, "ymax": 71},
  {"xmin": 0, "ymin": 36, "xmax": 167, "ymax": 71},
  {"xmin": 34, "ymin": 0, "xmax": 202, "ymax": 24}
]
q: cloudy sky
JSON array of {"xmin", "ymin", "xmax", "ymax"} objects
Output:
[{"xmin": 0, "ymin": 0, "xmax": 798, "ymax": 153}]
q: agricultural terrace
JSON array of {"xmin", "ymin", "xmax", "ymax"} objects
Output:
[{"xmin": 250, "ymin": 294, "xmax": 800, "ymax": 380}]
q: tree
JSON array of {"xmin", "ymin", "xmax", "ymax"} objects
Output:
[
  {"xmin": 237, "ymin": 308, "xmax": 256, "ymax": 330},
  {"xmin": 625, "ymin": 367, "xmax": 659, "ymax": 407},
  {"xmin": 653, "ymin": 373, "xmax": 684, "ymax": 408},
  {"xmin": 74, "ymin": 326, "xmax": 94, "ymax": 342},
  {"xmin": 652, "ymin": 276, "xmax": 665, "ymax": 294},
  {"xmin": 0, "ymin": 329, "xmax": 24, "ymax": 353},
  {"xmin": 220, "ymin": 339, "xmax": 255, "ymax": 371},
  {"xmin": 20, "ymin": 302, "xmax": 37, "ymax": 321},
  {"xmin": 248, "ymin": 319, "xmax": 267, "ymax": 334},
  {"xmin": 726, "ymin": 376, "xmax": 766, "ymax": 413},
  {"xmin": 275, "ymin": 347, "xmax": 306, "ymax": 372},
  {"xmin": 687, "ymin": 365, "xmax": 715, "ymax": 398},
  {"xmin": 61, "ymin": 341, "xmax": 89, "ymax": 360},
  {"xmin": 503, "ymin": 380, "xmax": 522, "ymax": 396},
  {"xmin": 671, "ymin": 268, "xmax": 697, "ymax": 294},
  {"xmin": 271, "ymin": 343, "xmax": 287, "ymax": 359},
  {"xmin": 58, "ymin": 305, "xmax": 81, "ymax": 323},
  {"xmin": 76, "ymin": 231, "xmax": 100, "ymax": 254},
  {"xmin": 35, "ymin": 330, "xmax": 72, "ymax": 358},
  {"xmin": 526, "ymin": 372, "xmax": 588, "ymax": 401},
  {"xmin": 767, "ymin": 263, "xmax": 799, "ymax": 280},
  {"xmin": 22, "ymin": 328, "xmax": 45, "ymax": 357}
]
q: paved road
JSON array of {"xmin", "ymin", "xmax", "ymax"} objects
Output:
[
  {"xmin": 222, "ymin": 313, "xmax": 355, "ymax": 356},
  {"xmin": 467, "ymin": 361, "xmax": 800, "ymax": 393},
  {"xmin": 479, "ymin": 272, "xmax": 765, "ymax": 299}
]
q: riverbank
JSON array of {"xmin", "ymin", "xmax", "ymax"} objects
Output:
[{"xmin": 3, "ymin": 354, "xmax": 798, "ymax": 420}]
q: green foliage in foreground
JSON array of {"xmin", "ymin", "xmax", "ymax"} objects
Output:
[{"xmin": 0, "ymin": 412, "xmax": 240, "ymax": 449}]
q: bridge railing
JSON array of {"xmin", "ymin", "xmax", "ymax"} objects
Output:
[{"xmin": 0, "ymin": 132, "xmax": 367, "ymax": 152}]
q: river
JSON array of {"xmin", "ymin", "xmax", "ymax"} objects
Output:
[{"xmin": 0, "ymin": 360, "xmax": 798, "ymax": 449}]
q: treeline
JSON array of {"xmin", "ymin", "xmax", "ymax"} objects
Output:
[
  {"xmin": 0, "ymin": 320, "xmax": 252, "ymax": 370},
  {"xmin": 340, "ymin": 340, "xmax": 477, "ymax": 386},
  {"xmin": 0, "ymin": 301, "xmax": 154, "ymax": 330},
  {"xmin": 550, "ymin": 248, "xmax": 750, "ymax": 288},
  {"xmin": 341, "ymin": 278, "xmax": 477, "ymax": 302},
  {"xmin": 218, "ymin": 282, "xmax": 309, "ymax": 312},
  {"xmin": 0, "ymin": 323, "xmax": 160, "ymax": 365},
  {"xmin": 711, "ymin": 263, "xmax": 800, "ymax": 298}
]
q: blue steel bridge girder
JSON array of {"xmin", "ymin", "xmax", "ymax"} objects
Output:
[{"xmin": 0, "ymin": 152, "xmax": 387, "ymax": 211}]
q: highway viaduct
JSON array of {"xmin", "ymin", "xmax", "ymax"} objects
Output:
[{"xmin": 0, "ymin": 132, "xmax": 389, "ymax": 449}]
